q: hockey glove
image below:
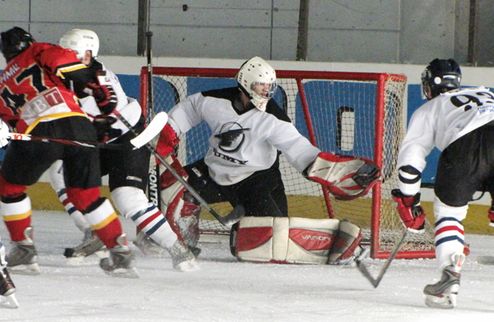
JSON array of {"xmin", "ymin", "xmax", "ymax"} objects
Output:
[
  {"xmin": 86, "ymin": 82, "xmax": 118, "ymax": 114},
  {"xmin": 92, "ymin": 115, "xmax": 122, "ymax": 142},
  {"xmin": 0, "ymin": 119, "xmax": 11, "ymax": 148},
  {"xmin": 156, "ymin": 124, "xmax": 180, "ymax": 157},
  {"xmin": 391, "ymin": 189, "xmax": 426, "ymax": 233},
  {"xmin": 305, "ymin": 152, "xmax": 380, "ymax": 200}
]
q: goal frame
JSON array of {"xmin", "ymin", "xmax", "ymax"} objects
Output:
[{"xmin": 139, "ymin": 66, "xmax": 435, "ymax": 260}]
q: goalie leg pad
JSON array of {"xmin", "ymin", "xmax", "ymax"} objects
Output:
[
  {"xmin": 160, "ymin": 161, "xmax": 200, "ymax": 249},
  {"xmin": 328, "ymin": 220, "xmax": 362, "ymax": 264},
  {"xmin": 233, "ymin": 216, "xmax": 340, "ymax": 264}
]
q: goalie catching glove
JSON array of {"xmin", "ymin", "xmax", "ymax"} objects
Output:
[
  {"xmin": 391, "ymin": 189, "xmax": 426, "ymax": 233},
  {"xmin": 305, "ymin": 152, "xmax": 380, "ymax": 200}
]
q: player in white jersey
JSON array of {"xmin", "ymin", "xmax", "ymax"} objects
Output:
[
  {"xmin": 393, "ymin": 58, "xmax": 494, "ymax": 308},
  {"xmin": 51, "ymin": 29, "xmax": 199, "ymax": 272},
  {"xmin": 155, "ymin": 56, "xmax": 380, "ymax": 265}
]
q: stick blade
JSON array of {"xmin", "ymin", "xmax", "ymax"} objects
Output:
[
  {"xmin": 356, "ymin": 260, "xmax": 379, "ymax": 288},
  {"xmin": 130, "ymin": 112, "xmax": 168, "ymax": 148}
]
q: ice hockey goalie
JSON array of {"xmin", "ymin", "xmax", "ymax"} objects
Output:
[{"xmin": 230, "ymin": 216, "xmax": 363, "ymax": 265}]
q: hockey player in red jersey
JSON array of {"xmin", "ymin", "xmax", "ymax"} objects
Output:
[
  {"xmin": 155, "ymin": 56, "xmax": 380, "ymax": 265},
  {"xmin": 51, "ymin": 28, "xmax": 198, "ymax": 271},
  {"xmin": 0, "ymin": 26, "xmax": 135, "ymax": 277},
  {"xmin": 393, "ymin": 58, "xmax": 494, "ymax": 308}
]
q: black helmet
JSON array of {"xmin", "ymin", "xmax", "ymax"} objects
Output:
[
  {"xmin": 421, "ymin": 58, "xmax": 461, "ymax": 100},
  {"xmin": 0, "ymin": 26, "xmax": 35, "ymax": 61}
]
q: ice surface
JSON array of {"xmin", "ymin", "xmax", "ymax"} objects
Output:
[{"xmin": 1, "ymin": 211, "xmax": 493, "ymax": 321}]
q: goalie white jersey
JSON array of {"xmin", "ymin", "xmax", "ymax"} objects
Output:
[
  {"xmin": 168, "ymin": 87, "xmax": 320, "ymax": 185},
  {"xmin": 397, "ymin": 86, "xmax": 494, "ymax": 194}
]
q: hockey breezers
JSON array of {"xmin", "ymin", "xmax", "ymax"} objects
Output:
[
  {"xmin": 355, "ymin": 229, "xmax": 408, "ymax": 288},
  {"xmin": 112, "ymin": 109, "xmax": 244, "ymax": 228}
]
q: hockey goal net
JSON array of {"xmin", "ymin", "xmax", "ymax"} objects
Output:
[{"xmin": 140, "ymin": 66, "xmax": 435, "ymax": 259}]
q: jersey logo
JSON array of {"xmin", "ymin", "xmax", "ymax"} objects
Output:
[{"xmin": 214, "ymin": 122, "xmax": 250, "ymax": 153}]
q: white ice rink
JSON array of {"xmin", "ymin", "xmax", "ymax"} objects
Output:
[{"xmin": 1, "ymin": 211, "xmax": 494, "ymax": 322}]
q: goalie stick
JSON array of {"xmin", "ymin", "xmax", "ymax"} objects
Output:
[
  {"xmin": 144, "ymin": 29, "xmax": 162, "ymax": 211},
  {"xmin": 355, "ymin": 229, "xmax": 408, "ymax": 288}
]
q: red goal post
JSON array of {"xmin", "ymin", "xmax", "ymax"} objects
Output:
[{"xmin": 140, "ymin": 66, "xmax": 435, "ymax": 259}]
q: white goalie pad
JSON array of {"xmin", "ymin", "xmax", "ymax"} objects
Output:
[{"xmin": 234, "ymin": 217, "xmax": 340, "ymax": 264}]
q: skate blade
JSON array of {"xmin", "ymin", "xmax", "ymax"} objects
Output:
[
  {"xmin": 103, "ymin": 267, "xmax": 139, "ymax": 279},
  {"xmin": 425, "ymin": 293, "xmax": 457, "ymax": 309},
  {"xmin": 174, "ymin": 259, "xmax": 200, "ymax": 272},
  {"xmin": 8, "ymin": 263, "xmax": 41, "ymax": 275},
  {"xmin": 0, "ymin": 293, "xmax": 19, "ymax": 309}
]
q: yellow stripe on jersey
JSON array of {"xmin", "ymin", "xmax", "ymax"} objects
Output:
[
  {"xmin": 55, "ymin": 62, "xmax": 87, "ymax": 79},
  {"xmin": 91, "ymin": 212, "xmax": 118, "ymax": 230},
  {"xmin": 3, "ymin": 210, "xmax": 33, "ymax": 222},
  {"xmin": 25, "ymin": 112, "xmax": 88, "ymax": 134}
]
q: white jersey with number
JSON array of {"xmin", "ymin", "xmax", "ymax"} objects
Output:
[
  {"xmin": 397, "ymin": 86, "xmax": 494, "ymax": 193},
  {"xmin": 168, "ymin": 89, "xmax": 320, "ymax": 185}
]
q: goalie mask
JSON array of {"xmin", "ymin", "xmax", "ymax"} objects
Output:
[
  {"xmin": 236, "ymin": 56, "xmax": 277, "ymax": 112},
  {"xmin": 0, "ymin": 26, "xmax": 34, "ymax": 62},
  {"xmin": 421, "ymin": 58, "xmax": 461, "ymax": 100},
  {"xmin": 59, "ymin": 28, "xmax": 100, "ymax": 60}
]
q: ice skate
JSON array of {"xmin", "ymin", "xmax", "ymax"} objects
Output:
[
  {"xmin": 424, "ymin": 265, "xmax": 460, "ymax": 309},
  {"xmin": 6, "ymin": 227, "xmax": 40, "ymax": 275},
  {"xmin": 64, "ymin": 228, "xmax": 105, "ymax": 259},
  {"xmin": 133, "ymin": 230, "xmax": 166, "ymax": 256},
  {"xmin": 99, "ymin": 234, "xmax": 138, "ymax": 278},
  {"xmin": 0, "ymin": 267, "xmax": 19, "ymax": 308},
  {"xmin": 424, "ymin": 253, "xmax": 465, "ymax": 309},
  {"xmin": 168, "ymin": 240, "xmax": 200, "ymax": 272}
]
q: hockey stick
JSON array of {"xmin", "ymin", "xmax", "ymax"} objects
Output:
[
  {"xmin": 6, "ymin": 112, "xmax": 167, "ymax": 150},
  {"xmin": 7, "ymin": 133, "xmax": 120, "ymax": 149},
  {"xmin": 144, "ymin": 29, "xmax": 162, "ymax": 211},
  {"xmin": 355, "ymin": 229, "xmax": 408, "ymax": 288}
]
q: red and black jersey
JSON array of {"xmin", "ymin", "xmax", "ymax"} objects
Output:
[{"xmin": 0, "ymin": 42, "xmax": 88, "ymax": 133}]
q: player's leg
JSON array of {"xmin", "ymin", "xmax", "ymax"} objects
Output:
[
  {"xmin": 47, "ymin": 160, "xmax": 104, "ymax": 259},
  {"xmin": 425, "ymin": 131, "xmax": 482, "ymax": 308},
  {"xmin": 63, "ymin": 117, "xmax": 136, "ymax": 277},
  {"xmin": 106, "ymin": 132, "xmax": 198, "ymax": 272},
  {"xmin": 48, "ymin": 160, "xmax": 91, "ymax": 233},
  {"xmin": 0, "ymin": 139, "xmax": 62, "ymax": 274}
]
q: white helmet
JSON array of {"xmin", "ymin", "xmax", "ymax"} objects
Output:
[
  {"xmin": 236, "ymin": 56, "xmax": 277, "ymax": 112},
  {"xmin": 59, "ymin": 29, "xmax": 99, "ymax": 60}
]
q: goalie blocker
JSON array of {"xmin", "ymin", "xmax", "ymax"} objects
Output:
[{"xmin": 230, "ymin": 216, "xmax": 362, "ymax": 265}]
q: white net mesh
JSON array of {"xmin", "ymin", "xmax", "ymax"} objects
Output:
[{"xmin": 142, "ymin": 68, "xmax": 435, "ymax": 259}]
